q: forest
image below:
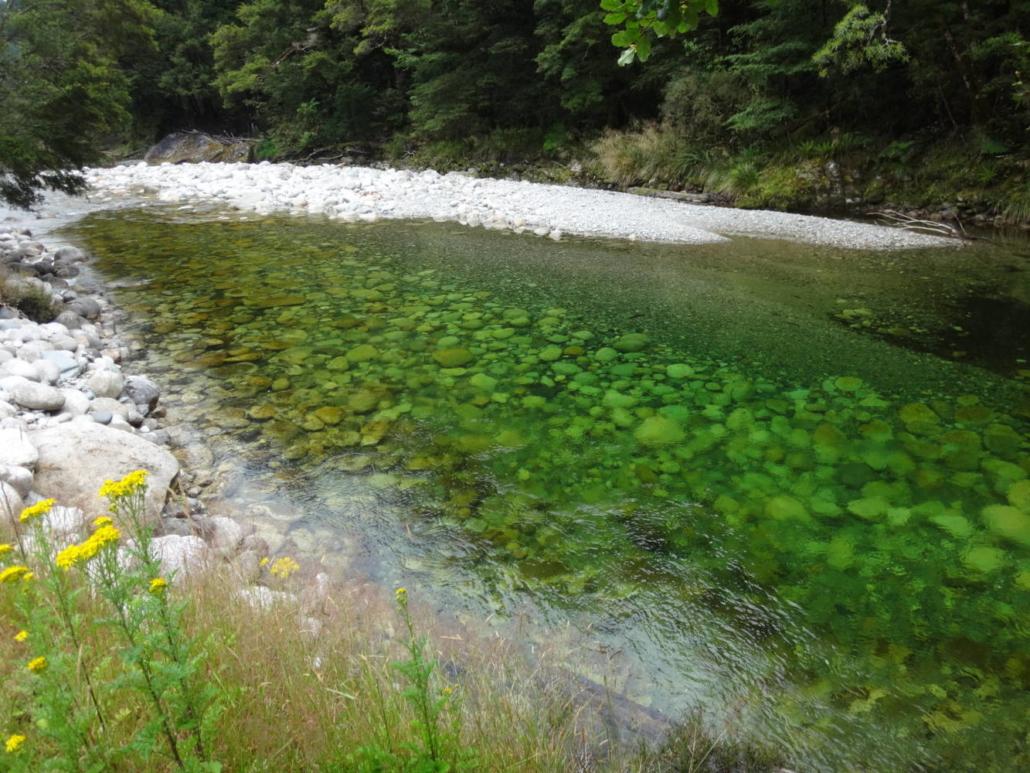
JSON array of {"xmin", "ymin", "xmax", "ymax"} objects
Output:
[{"xmin": 1, "ymin": 0, "xmax": 1028, "ymax": 217}]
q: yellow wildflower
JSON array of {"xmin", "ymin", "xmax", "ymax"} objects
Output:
[
  {"xmin": 55, "ymin": 543, "xmax": 83, "ymax": 571},
  {"xmin": 14, "ymin": 630, "xmax": 28, "ymax": 643},
  {"xmin": 19, "ymin": 498, "xmax": 55, "ymax": 523},
  {"xmin": 26, "ymin": 656, "xmax": 47, "ymax": 673},
  {"xmin": 0, "ymin": 565, "xmax": 30, "ymax": 584},
  {"xmin": 55, "ymin": 524, "xmax": 121, "ymax": 571},
  {"xmin": 22, "ymin": 572, "xmax": 33, "ymax": 583},
  {"xmin": 269, "ymin": 556, "xmax": 300, "ymax": 580},
  {"xmin": 0, "ymin": 543, "xmax": 11, "ymax": 557},
  {"xmin": 259, "ymin": 557, "xmax": 269, "ymax": 567},
  {"xmin": 93, "ymin": 516, "xmax": 114, "ymax": 528},
  {"xmin": 395, "ymin": 587, "xmax": 408, "ymax": 606},
  {"xmin": 99, "ymin": 470, "xmax": 148, "ymax": 499},
  {"xmin": 149, "ymin": 577, "xmax": 168, "ymax": 595},
  {"xmin": 5, "ymin": 734, "xmax": 25, "ymax": 753}
]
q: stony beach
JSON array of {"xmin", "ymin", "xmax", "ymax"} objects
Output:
[
  {"xmin": 0, "ymin": 221, "xmax": 330, "ymax": 618},
  {"xmin": 85, "ymin": 161, "xmax": 956, "ymax": 250}
]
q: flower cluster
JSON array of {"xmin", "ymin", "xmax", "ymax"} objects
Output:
[
  {"xmin": 269, "ymin": 556, "xmax": 300, "ymax": 580},
  {"xmin": 0, "ymin": 565, "xmax": 31, "ymax": 584},
  {"xmin": 395, "ymin": 586, "xmax": 408, "ymax": 606},
  {"xmin": 149, "ymin": 577, "xmax": 168, "ymax": 595},
  {"xmin": 5, "ymin": 734, "xmax": 25, "ymax": 754},
  {"xmin": 0, "ymin": 543, "xmax": 11, "ymax": 557},
  {"xmin": 26, "ymin": 656, "xmax": 47, "ymax": 673},
  {"xmin": 19, "ymin": 499, "xmax": 55, "ymax": 524},
  {"xmin": 14, "ymin": 630, "xmax": 28, "ymax": 643},
  {"xmin": 55, "ymin": 525, "xmax": 121, "ymax": 571},
  {"xmin": 99, "ymin": 470, "xmax": 149, "ymax": 500}
]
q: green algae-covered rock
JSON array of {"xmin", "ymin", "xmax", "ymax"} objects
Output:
[
  {"xmin": 602, "ymin": 390, "xmax": 638, "ymax": 409},
  {"xmin": 765, "ymin": 495, "xmax": 809, "ymax": 521},
  {"xmin": 982, "ymin": 505, "xmax": 1030, "ymax": 547},
  {"xmin": 539, "ymin": 345, "xmax": 563, "ymax": 362},
  {"xmin": 432, "ymin": 348, "xmax": 474, "ymax": 368},
  {"xmin": 983, "ymin": 423, "xmax": 1022, "ymax": 457},
  {"xmin": 666, "ymin": 363, "xmax": 695, "ymax": 379},
  {"xmin": 961, "ymin": 545, "xmax": 1007, "ymax": 574},
  {"xmin": 899, "ymin": 402, "xmax": 939, "ymax": 426},
  {"xmin": 847, "ymin": 496, "xmax": 889, "ymax": 520},
  {"xmin": 348, "ymin": 389, "xmax": 379, "ymax": 413},
  {"xmin": 834, "ymin": 376, "xmax": 863, "ymax": 393},
  {"xmin": 826, "ymin": 534, "xmax": 856, "ymax": 569},
  {"xmin": 930, "ymin": 512, "xmax": 974, "ymax": 539},
  {"xmin": 1008, "ymin": 480, "xmax": 1030, "ymax": 511},
  {"xmin": 613, "ymin": 333, "xmax": 649, "ymax": 353},
  {"xmin": 469, "ymin": 372, "xmax": 498, "ymax": 392},
  {"xmin": 347, "ymin": 344, "xmax": 380, "ymax": 363},
  {"xmin": 327, "ymin": 356, "xmax": 350, "ymax": 371},
  {"xmin": 313, "ymin": 406, "xmax": 344, "ymax": 425},
  {"xmin": 634, "ymin": 415, "xmax": 685, "ymax": 446},
  {"xmin": 247, "ymin": 404, "xmax": 277, "ymax": 421}
]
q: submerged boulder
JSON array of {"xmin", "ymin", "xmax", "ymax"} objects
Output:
[{"xmin": 144, "ymin": 132, "xmax": 253, "ymax": 165}]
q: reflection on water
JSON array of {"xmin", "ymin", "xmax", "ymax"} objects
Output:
[{"xmin": 71, "ymin": 211, "xmax": 1029, "ymax": 770}]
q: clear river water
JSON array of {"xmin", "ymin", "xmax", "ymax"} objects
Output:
[{"xmin": 68, "ymin": 208, "xmax": 1028, "ymax": 771}]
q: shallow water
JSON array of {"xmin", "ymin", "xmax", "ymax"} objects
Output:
[{"xmin": 71, "ymin": 210, "xmax": 1028, "ymax": 770}]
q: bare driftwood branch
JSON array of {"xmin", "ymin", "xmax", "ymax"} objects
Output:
[{"xmin": 867, "ymin": 208, "xmax": 973, "ymax": 240}]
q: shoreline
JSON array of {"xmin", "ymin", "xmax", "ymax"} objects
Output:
[
  {"xmin": 84, "ymin": 161, "xmax": 958, "ymax": 251},
  {"xmin": 0, "ymin": 199, "xmax": 682, "ymax": 756}
]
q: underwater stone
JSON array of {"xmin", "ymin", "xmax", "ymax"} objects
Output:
[
  {"xmin": 326, "ymin": 356, "xmax": 350, "ymax": 371},
  {"xmin": 538, "ymin": 345, "xmax": 563, "ymax": 362},
  {"xmin": 834, "ymin": 376, "xmax": 863, "ymax": 393},
  {"xmin": 613, "ymin": 333, "xmax": 648, "ymax": 353},
  {"xmin": 983, "ymin": 423, "xmax": 1022, "ymax": 457},
  {"xmin": 347, "ymin": 390, "xmax": 379, "ymax": 414},
  {"xmin": 346, "ymin": 344, "xmax": 380, "ymax": 363},
  {"xmin": 961, "ymin": 545, "xmax": 1007, "ymax": 574},
  {"xmin": 313, "ymin": 406, "xmax": 344, "ymax": 425},
  {"xmin": 602, "ymin": 390, "xmax": 638, "ymax": 409},
  {"xmin": 633, "ymin": 415, "xmax": 685, "ymax": 446},
  {"xmin": 469, "ymin": 373, "xmax": 497, "ymax": 392},
  {"xmin": 665, "ymin": 363, "xmax": 694, "ymax": 379},
  {"xmin": 1007, "ymin": 480, "xmax": 1030, "ymax": 511},
  {"xmin": 765, "ymin": 495, "xmax": 809, "ymax": 522},
  {"xmin": 247, "ymin": 405, "xmax": 277, "ymax": 421},
  {"xmin": 930, "ymin": 512, "xmax": 974, "ymax": 539},
  {"xmin": 899, "ymin": 402, "xmax": 939, "ymax": 426},
  {"xmin": 981, "ymin": 505, "xmax": 1030, "ymax": 547},
  {"xmin": 847, "ymin": 496, "xmax": 889, "ymax": 520},
  {"xmin": 432, "ymin": 348, "xmax": 474, "ymax": 368}
]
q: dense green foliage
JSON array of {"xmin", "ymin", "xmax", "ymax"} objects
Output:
[
  {"xmin": 0, "ymin": 0, "xmax": 156, "ymax": 206},
  {"xmin": 1, "ymin": 0, "xmax": 1027, "ymax": 213}
]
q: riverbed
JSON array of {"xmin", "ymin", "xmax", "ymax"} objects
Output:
[{"xmin": 58, "ymin": 199, "xmax": 1029, "ymax": 771}]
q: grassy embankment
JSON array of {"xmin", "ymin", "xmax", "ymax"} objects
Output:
[
  {"xmin": 363, "ymin": 126, "xmax": 1030, "ymax": 228},
  {"xmin": 1, "ymin": 474, "xmax": 778, "ymax": 771}
]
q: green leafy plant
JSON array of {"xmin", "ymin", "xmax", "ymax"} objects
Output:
[{"xmin": 1, "ymin": 473, "xmax": 221, "ymax": 771}]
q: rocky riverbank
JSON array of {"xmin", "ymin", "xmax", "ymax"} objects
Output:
[{"xmin": 0, "ymin": 223, "xmax": 332, "ymax": 620}]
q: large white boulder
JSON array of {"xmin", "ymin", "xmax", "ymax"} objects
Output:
[{"xmin": 29, "ymin": 419, "xmax": 179, "ymax": 523}]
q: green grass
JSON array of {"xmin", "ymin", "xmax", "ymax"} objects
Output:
[{"xmin": 592, "ymin": 126, "xmax": 1029, "ymax": 223}]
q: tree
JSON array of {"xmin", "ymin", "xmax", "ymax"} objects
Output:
[
  {"xmin": 600, "ymin": 0, "xmax": 719, "ymax": 63},
  {"xmin": 0, "ymin": 0, "xmax": 158, "ymax": 207}
]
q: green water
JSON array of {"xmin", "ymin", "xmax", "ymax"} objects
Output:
[{"xmin": 72, "ymin": 210, "xmax": 1028, "ymax": 770}]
